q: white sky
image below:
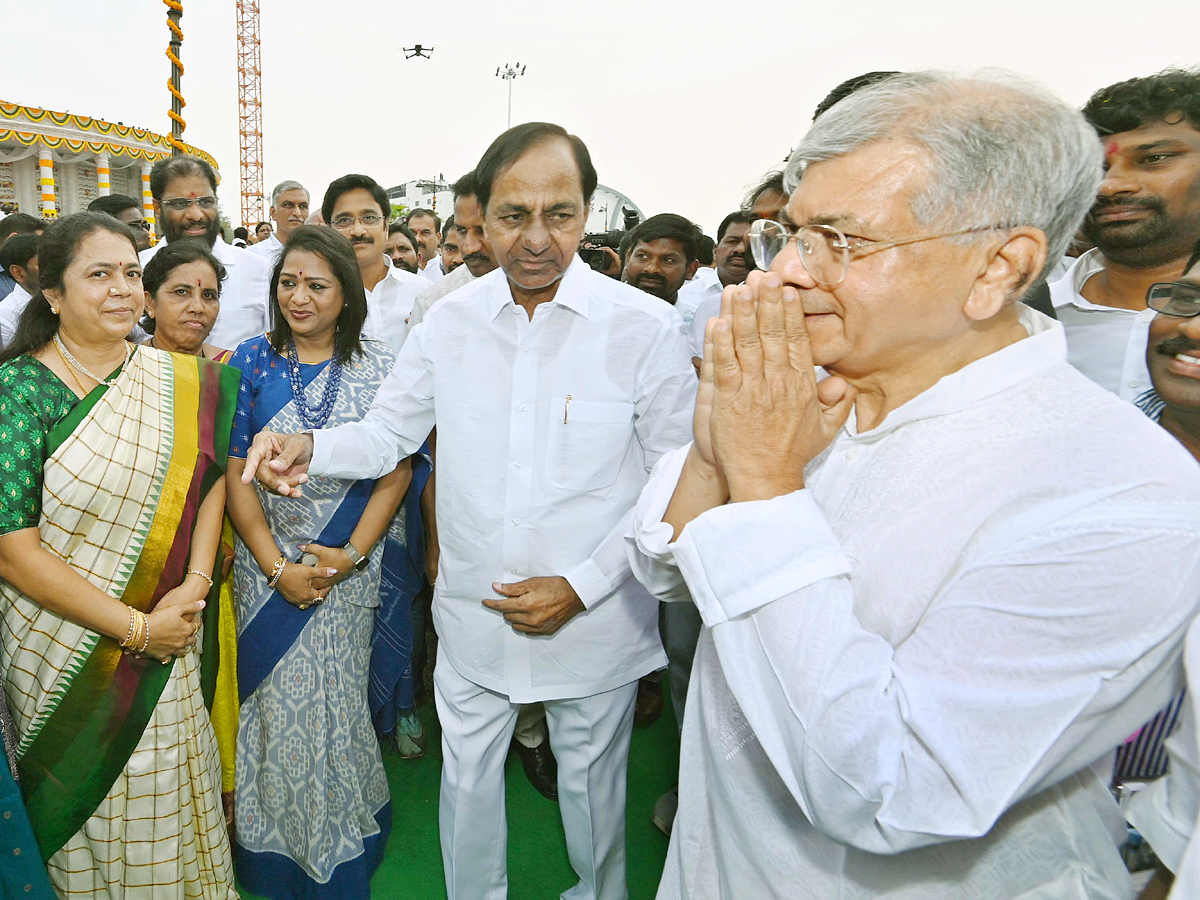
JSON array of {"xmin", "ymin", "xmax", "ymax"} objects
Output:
[{"xmin": 4, "ymin": 0, "xmax": 1199, "ymax": 234}]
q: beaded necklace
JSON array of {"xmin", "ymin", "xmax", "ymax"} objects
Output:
[
  {"xmin": 285, "ymin": 338, "xmax": 344, "ymax": 429},
  {"xmin": 53, "ymin": 334, "xmax": 134, "ymax": 387}
]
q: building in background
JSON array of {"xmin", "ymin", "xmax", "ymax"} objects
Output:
[{"xmin": 0, "ymin": 102, "xmax": 218, "ymax": 237}]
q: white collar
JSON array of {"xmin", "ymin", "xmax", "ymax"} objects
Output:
[
  {"xmin": 843, "ymin": 306, "xmax": 1066, "ymax": 439},
  {"xmin": 1051, "ymin": 248, "xmax": 1108, "ymax": 310}
]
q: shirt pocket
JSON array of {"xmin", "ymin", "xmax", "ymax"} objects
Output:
[{"xmin": 546, "ymin": 397, "xmax": 635, "ymax": 494}]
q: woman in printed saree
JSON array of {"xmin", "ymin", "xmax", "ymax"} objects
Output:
[
  {"xmin": 0, "ymin": 212, "xmax": 240, "ymax": 898},
  {"xmin": 225, "ymin": 226, "xmax": 410, "ymax": 900},
  {"xmin": 142, "ymin": 242, "xmax": 241, "ymax": 833}
]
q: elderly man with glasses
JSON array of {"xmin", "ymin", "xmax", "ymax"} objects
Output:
[
  {"xmin": 140, "ymin": 156, "xmax": 272, "ymax": 349},
  {"xmin": 629, "ymin": 71, "xmax": 1200, "ymax": 900}
]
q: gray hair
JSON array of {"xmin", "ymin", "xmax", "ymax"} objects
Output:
[
  {"xmin": 270, "ymin": 179, "xmax": 309, "ymax": 206},
  {"xmin": 784, "ymin": 70, "xmax": 1103, "ymax": 282}
]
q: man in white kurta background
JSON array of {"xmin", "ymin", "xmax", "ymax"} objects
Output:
[
  {"xmin": 243, "ymin": 123, "xmax": 696, "ymax": 900},
  {"xmin": 629, "ymin": 71, "xmax": 1200, "ymax": 899},
  {"xmin": 249, "ymin": 179, "xmax": 310, "ymax": 266}
]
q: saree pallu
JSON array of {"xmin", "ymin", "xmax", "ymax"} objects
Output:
[
  {"xmin": 230, "ymin": 337, "xmax": 395, "ymax": 900},
  {"xmin": 0, "ymin": 347, "xmax": 239, "ymax": 899}
]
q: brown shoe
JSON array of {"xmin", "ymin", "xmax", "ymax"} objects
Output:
[{"xmin": 634, "ymin": 676, "xmax": 664, "ymax": 727}]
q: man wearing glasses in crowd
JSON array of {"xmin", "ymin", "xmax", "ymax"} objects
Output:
[
  {"xmin": 323, "ymin": 174, "xmax": 428, "ymax": 354},
  {"xmin": 139, "ymin": 156, "xmax": 272, "ymax": 349},
  {"xmin": 88, "ymin": 194, "xmax": 153, "ymax": 252}
]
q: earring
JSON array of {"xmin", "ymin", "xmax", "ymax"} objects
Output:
[{"xmin": 50, "ymin": 308, "xmax": 58, "ymax": 315}]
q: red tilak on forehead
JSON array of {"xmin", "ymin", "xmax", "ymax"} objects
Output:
[
  {"xmin": 1106, "ymin": 141, "xmax": 1120, "ymax": 159},
  {"xmin": 189, "ymin": 190, "xmax": 196, "ymax": 198}
]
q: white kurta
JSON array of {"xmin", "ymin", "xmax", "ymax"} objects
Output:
[
  {"xmin": 1051, "ymin": 248, "xmax": 1154, "ymax": 399},
  {"xmin": 363, "ymin": 256, "xmax": 427, "ymax": 353},
  {"xmin": 309, "ymin": 257, "xmax": 696, "ymax": 702},
  {"xmin": 248, "ymin": 231, "xmax": 283, "ymax": 265},
  {"xmin": 674, "ymin": 269, "xmax": 722, "ymax": 331},
  {"xmin": 0, "ymin": 283, "xmax": 31, "ymax": 349},
  {"xmin": 140, "ymin": 237, "xmax": 272, "ymax": 350},
  {"xmin": 629, "ymin": 308, "xmax": 1200, "ymax": 899}
]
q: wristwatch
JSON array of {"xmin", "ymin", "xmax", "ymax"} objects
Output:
[{"xmin": 343, "ymin": 540, "xmax": 371, "ymax": 572}]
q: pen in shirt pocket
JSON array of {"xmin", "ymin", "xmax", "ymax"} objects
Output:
[{"xmin": 564, "ymin": 394, "xmax": 571, "ymax": 424}]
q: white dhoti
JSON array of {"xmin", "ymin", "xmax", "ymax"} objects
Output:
[{"xmin": 435, "ymin": 654, "xmax": 637, "ymax": 900}]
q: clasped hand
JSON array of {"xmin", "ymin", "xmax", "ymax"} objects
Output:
[
  {"xmin": 694, "ymin": 270, "xmax": 856, "ymax": 503},
  {"xmin": 241, "ymin": 430, "xmax": 315, "ymax": 498}
]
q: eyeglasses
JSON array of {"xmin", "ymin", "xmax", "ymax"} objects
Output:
[
  {"xmin": 331, "ymin": 214, "xmax": 384, "ymax": 230},
  {"xmin": 1147, "ymin": 281, "xmax": 1200, "ymax": 318},
  {"xmin": 131, "ymin": 220, "xmax": 151, "ymax": 231},
  {"xmin": 747, "ymin": 219, "xmax": 1003, "ymax": 287},
  {"xmin": 160, "ymin": 196, "xmax": 218, "ymax": 212}
]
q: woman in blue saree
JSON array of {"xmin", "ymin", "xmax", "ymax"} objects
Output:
[{"xmin": 225, "ymin": 227, "xmax": 410, "ymax": 900}]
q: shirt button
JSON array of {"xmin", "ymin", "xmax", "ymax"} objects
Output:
[
  {"xmin": 511, "ymin": 518, "xmax": 519, "ymax": 525},
  {"xmin": 514, "ymin": 461, "xmax": 522, "ymax": 469},
  {"xmin": 518, "ymin": 404, "xmax": 526, "ymax": 411},
  {"xmin": 522, "ymin": 349, "xmax": 530, "ymax": 355},
  {"xmin": 510, "ymin": 568, "xmax": 518, "ymax": 575},
  {"xmin": 1128, "ymin": 380, "xmax": 1141, "ymax": 388}
]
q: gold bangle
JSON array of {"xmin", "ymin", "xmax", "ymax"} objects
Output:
[
  {"xmin": 187, "ymin": 568, "xmax": 214, "ymax": 589},
  {"xmin": 267, "ymin": 555, "xmax": 287, "ymax": 590},
  {"xmin": 138, "ymin": 612, "xmax": 150, "ymax": 654},
  {"xmin": 120, "ymin": 606, "xmax": 136, "ymax": 649}
]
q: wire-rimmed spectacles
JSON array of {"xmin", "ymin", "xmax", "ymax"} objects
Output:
[{"xmin": 747, "ymin": 219, "xmax": 1005, "ymax": 287}]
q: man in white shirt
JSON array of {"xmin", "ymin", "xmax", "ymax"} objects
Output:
[
  {"xmin": 629, "ymin": 71, "xmax": 1200, "ymax": 900},
  {"xmin": 1051, "ymin": 68, "xmax": 1200, "ymax": 400},
  {"xmin": 406, "ymin": 208, "xmax": 443, "ymax": 282},
  {"xmin": 0, "ymin": 233, "xmax": 38, "ymax": 348},
  {"xmin": 406, "ymin": 170, "xmax": 500, "ymax": 331},
  {"xmin": 619, "ymin": 213, "xmax": 701, "ymax": 307},
  {"xmin": 438, "ymin": 215, "xmax": 462, "ymax": 276},
  {"xmin": 677, "ymin": 211, "xmax": 755, "ymax": 342},
  {"xmin": 139, "ymin": 156, "xmax": 272, "ymax": 350},
  {"xmin": 243, "ymin": 123, "xmax": 695, "ymax": 900},
  {"xmin": 250, "ymin": 180, "xmax": 310, "ymax": 265},
  {"xmin": 322, "ymin": 174, "xmax": 426, "ymax": 353}
]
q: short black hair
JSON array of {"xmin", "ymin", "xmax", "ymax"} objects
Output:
[
  {"xmin": 321, "ymin": 174, "xmax": 391, "ymax": 225},
  {"xmin": 233, "ymin": 226, "xmax": 249, "ymax": 240},
  {"xmin": 697, "ymin": 234, "xmax": 714, "ymax": 266},
  {"xmin": 268, "ymin": 226, "xmax": 367, "ymax": 365},
  {"xmin": 406, "ymin": 208, "xmax": 441, "ymax": 233},
  {"xmin": 717, "ymin": 210, "xmax": 755, "ymax": 243},
  {"xmin": 88, "ymin": 194, "xmax": 141, "ymax": 217},
  {"xmin": 0, "ymin": 213, "xmax": 43, "ymax": 244},
  {"xmin": 813, "ymin": 71, "xmax": 903, "ymax": 121},
  {"xmin": 1083, "ymin": 68, "xmax": 1200, "ymax": 136},
  {"xmin": 0, "ymin": 233, "xmax": 38, "ymax": 277},
  {"xmin": 474, "ymin": 122, "xmax": 597, "ymax": 214},
  {"xmin": 743, "ymin": 171, "xmax": 787, "ymax": 212},
  {"xmin": 149, "ymin": 155, "xmax": 219, "ymax": 201},
  {"xmin": 619, "ymin": 213, "xmax": 702, "ymax": 263},
  {"xmin": 452, "ymin": 170, "xmax": 477, "ymax": 201},
  {"xmin": 442, "ymin": 215, "xmax": 456, "ymax": 237},
  {"xmin": 255, "ymin": 221, "xmax": 271, "ymax": 232},
  {"xmin": 387, "ymin": 221, "xmax": 418, "ymax": 253}
]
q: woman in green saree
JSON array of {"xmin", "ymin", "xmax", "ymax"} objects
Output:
[{"xmin": 0, "ymin": 213, "xmax": 239, "ymax": 898}]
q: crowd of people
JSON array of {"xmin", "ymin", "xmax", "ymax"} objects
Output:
[{"xmin": 0, "ymin": 63, "xmax": 1198, "ymax": 900}]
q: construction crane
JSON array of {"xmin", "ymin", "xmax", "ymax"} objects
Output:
[{"xmin": 235, "ymin": 0, "xmax": 265, "ymax": 227}]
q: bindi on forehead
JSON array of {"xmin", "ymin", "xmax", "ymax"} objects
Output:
[{"xmin": 1106, "ymin": 141, "xmax": 1120, "ymax": 160}]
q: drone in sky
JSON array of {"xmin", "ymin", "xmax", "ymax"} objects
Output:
[{"xmin": 403, "ymin": 45, "xmax": 434, "ymax": 59}]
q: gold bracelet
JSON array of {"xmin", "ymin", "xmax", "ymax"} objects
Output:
[
  {"xmin": 267, "ymin": 555, "xmax": 287, "ymax": 589},
  {"xmin": 187, "ymin": 568, "xmax": 214, "ymax": 589},
  {"xmin": 120, "ymin": 606, "xmax": 137, "ymax": 649},
  {"xmin": 138, "ymin": 612, "xmax": 150, "ymax": 654},
  {"xmin": 127, "ymin": 609, "xmax": 144, "ymax": 653}
]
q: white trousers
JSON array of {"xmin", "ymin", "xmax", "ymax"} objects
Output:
[{"xmin": 435, "ymin": 654, "xmax": 637, "ymax": 900}]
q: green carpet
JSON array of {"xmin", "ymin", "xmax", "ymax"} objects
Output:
[{"xmin": 237, "ymin": 700, "xmax": 678, "ymax": 899}]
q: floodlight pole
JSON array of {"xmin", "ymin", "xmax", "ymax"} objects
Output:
[{"xmin": 496, "ymin": 62, "xmax": 526, "ymax": 129}]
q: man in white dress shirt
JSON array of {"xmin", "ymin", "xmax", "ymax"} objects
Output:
[
  {"xmin": 243, "ymin": 123, "xmax": 696, "ymax": 900},
  {"xmin": 139, "ymin": 156, "xmax": 272, "ymax": 350},
  {"xmin": 0, "ymin": 233, "xmax": 38, "ymax": 348},
  {"xmin": 678, "ymin": 211, "xmax": 755, "ymax": 347},
  {"xmin": 628, "ymin": 71, "xmax": 1200, "ymax": 900},
  {"xmin": 619, "ymin": 213, "xmax": 701, "ymax": 307},
  {"xmin": 250, "ymin": 179, "xmax": 310, "ymax": 265},
  {"xmin": 407, "ymin": 208, "xmax": 443, "ymax": 282},
  {"xmin": 1051, "ymin": 68, "xmax": 1200, "ymax": 400},
  {"xmin": 406, "ymin": 171, "xmax": 499, "ymax": 331},
  {"xmin": 322, "ymin": 174, "xmax": 426, "ymax": 353}
]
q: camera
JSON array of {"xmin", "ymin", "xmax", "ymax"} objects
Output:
[{"xmin": 578, "ymin": 207, "xmax": 642, "ymax": 274}]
